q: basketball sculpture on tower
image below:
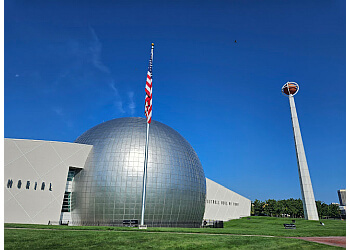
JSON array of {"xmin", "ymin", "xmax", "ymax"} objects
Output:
[{"xmin": 282, "ymin": 82, "xmax": 319, "ymax": 220}]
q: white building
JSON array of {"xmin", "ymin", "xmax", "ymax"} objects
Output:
[
  {"xmin": 204, "ymin": 178, "xmax": 251, "ymax": 221},
  {"xmin": 5, "ymin": 137, "xmax": 251, "ymax": 225},
  {"xmin": 4, "ymin": 138, "xmax": 92, "ymax": 225}
]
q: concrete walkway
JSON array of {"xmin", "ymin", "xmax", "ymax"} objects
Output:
[{"xmin": 289, "ymin": 236, "xmax": 346, "ymax": 248}]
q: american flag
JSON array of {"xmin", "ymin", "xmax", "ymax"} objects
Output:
[{"xmin": 145, "ymin": 44, "xmax": 154, "ymax": 124}]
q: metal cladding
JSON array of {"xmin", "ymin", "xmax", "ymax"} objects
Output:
[{"xmin": 71, "ymin": 117, "xmax": 206, "ymax": 227}]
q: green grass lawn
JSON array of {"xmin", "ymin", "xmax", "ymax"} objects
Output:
[
  {"xmin": 5, "ymin": 216, "xmax": 346, "ymax": 237},
  {"xmin": 222, "ymin": 216, "xmax": 346, "ymax": 237},
  {"xmin": 4, "ymin": 229, "xmax": 341, "ymax": 249},
  {"xmin": 4, "ymin": 217, "xmax": 346, "ymax": 249}
]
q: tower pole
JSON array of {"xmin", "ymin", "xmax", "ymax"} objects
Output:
[{"xmin": 287, "ymin": 88, "xmax": 319, "ymax": 220}]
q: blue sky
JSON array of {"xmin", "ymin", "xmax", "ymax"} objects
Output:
[{"xmin": 5, "ymin": 0, "xmax": 345, "ymax": 204}]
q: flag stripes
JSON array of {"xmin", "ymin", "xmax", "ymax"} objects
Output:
[{"xmin": 145, "ymin": 44, "xmax": 154, "ymax": 124}]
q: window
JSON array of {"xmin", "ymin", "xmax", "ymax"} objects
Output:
[
  {"xmin": 7, "ymin": 179, "xmax": 13, "ymax": 188},
  {"xmin": 67, "ymin": 171, "xmax": 75, "ymax": 181},
  {"xmin": 61, "ymin": 192, "xmax": 71, "ymax": 212}
]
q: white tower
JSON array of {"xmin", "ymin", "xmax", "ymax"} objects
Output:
[{"xmin": 282, "ymin": 82, "xmax": 319, "ymax": 220}]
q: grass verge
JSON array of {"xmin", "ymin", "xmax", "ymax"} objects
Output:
[
  {"xmin": 5, "ymin": 229, "xmax": 342, "ymax": 249},
  {"xmin": 5, "ymin": 216, "xmax": 346, "ymax": 237}
]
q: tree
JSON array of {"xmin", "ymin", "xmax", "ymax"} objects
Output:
[
  {"xmin": 295, "ymin": 199, "xmax": 304, "ymax": 218},
  {"xmin": 252, "ymin": 198, "xmax": 336, "ymax": 218},
  {"xmin": 286, "ymin": 198, "xmax": 298, "ymax": 218},
  {"xmin": 316, "ymin": 200, "xmax": 328, "ymax": 218},
  {"xmin": 328, "ymin": 204, "xmax": 341, "ymax": 218},
  {"xmin": 264, "ymin": 199, "xmax": 277, "ymax": 217},
  {"xmin": 252, "ymin": 199, "xmax": 265, "ymax": 216},
  {"xmin": 316, "ymin": 200, "xmax": 322, "ymax": 216},
  {"xmin": 277, "ymin": 199, "xmax": 288, "ymax": 217}
]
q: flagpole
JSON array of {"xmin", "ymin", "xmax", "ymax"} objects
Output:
[
  {"xmin": 140, "ymin": 43, "xmax": 154, "ymax": 228},
  {"xmin": 140, "ymin": 122, "xmax": 150, "ymax": 227}
]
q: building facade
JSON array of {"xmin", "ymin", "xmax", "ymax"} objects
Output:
[
  {"xmin": 337, "ymin": 189, "xmax": 346, "ymax": 218},
  {"xmin": 4, "ymin": 118, "xmax": 251, "ymax": 227},
  {"xmin": 337, "ymin": 189, "xmax": 346, "ymax": 206},
  {"xmin": 4, "ymin": 138, "xmax": 92, "ymax": 224},
  {"xmin": 203, "ymin": 178, "xmax": 251, "ymax": 221}
]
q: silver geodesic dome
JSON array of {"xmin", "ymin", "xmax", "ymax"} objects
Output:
[{"xmin": 71, "ymin": 117, "xmax": 206, "ymax": 227}]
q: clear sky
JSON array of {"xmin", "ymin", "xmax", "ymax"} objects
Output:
[{"xmin": 5, "ymin": 0, "xmax": 345, "ymax": 204}]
